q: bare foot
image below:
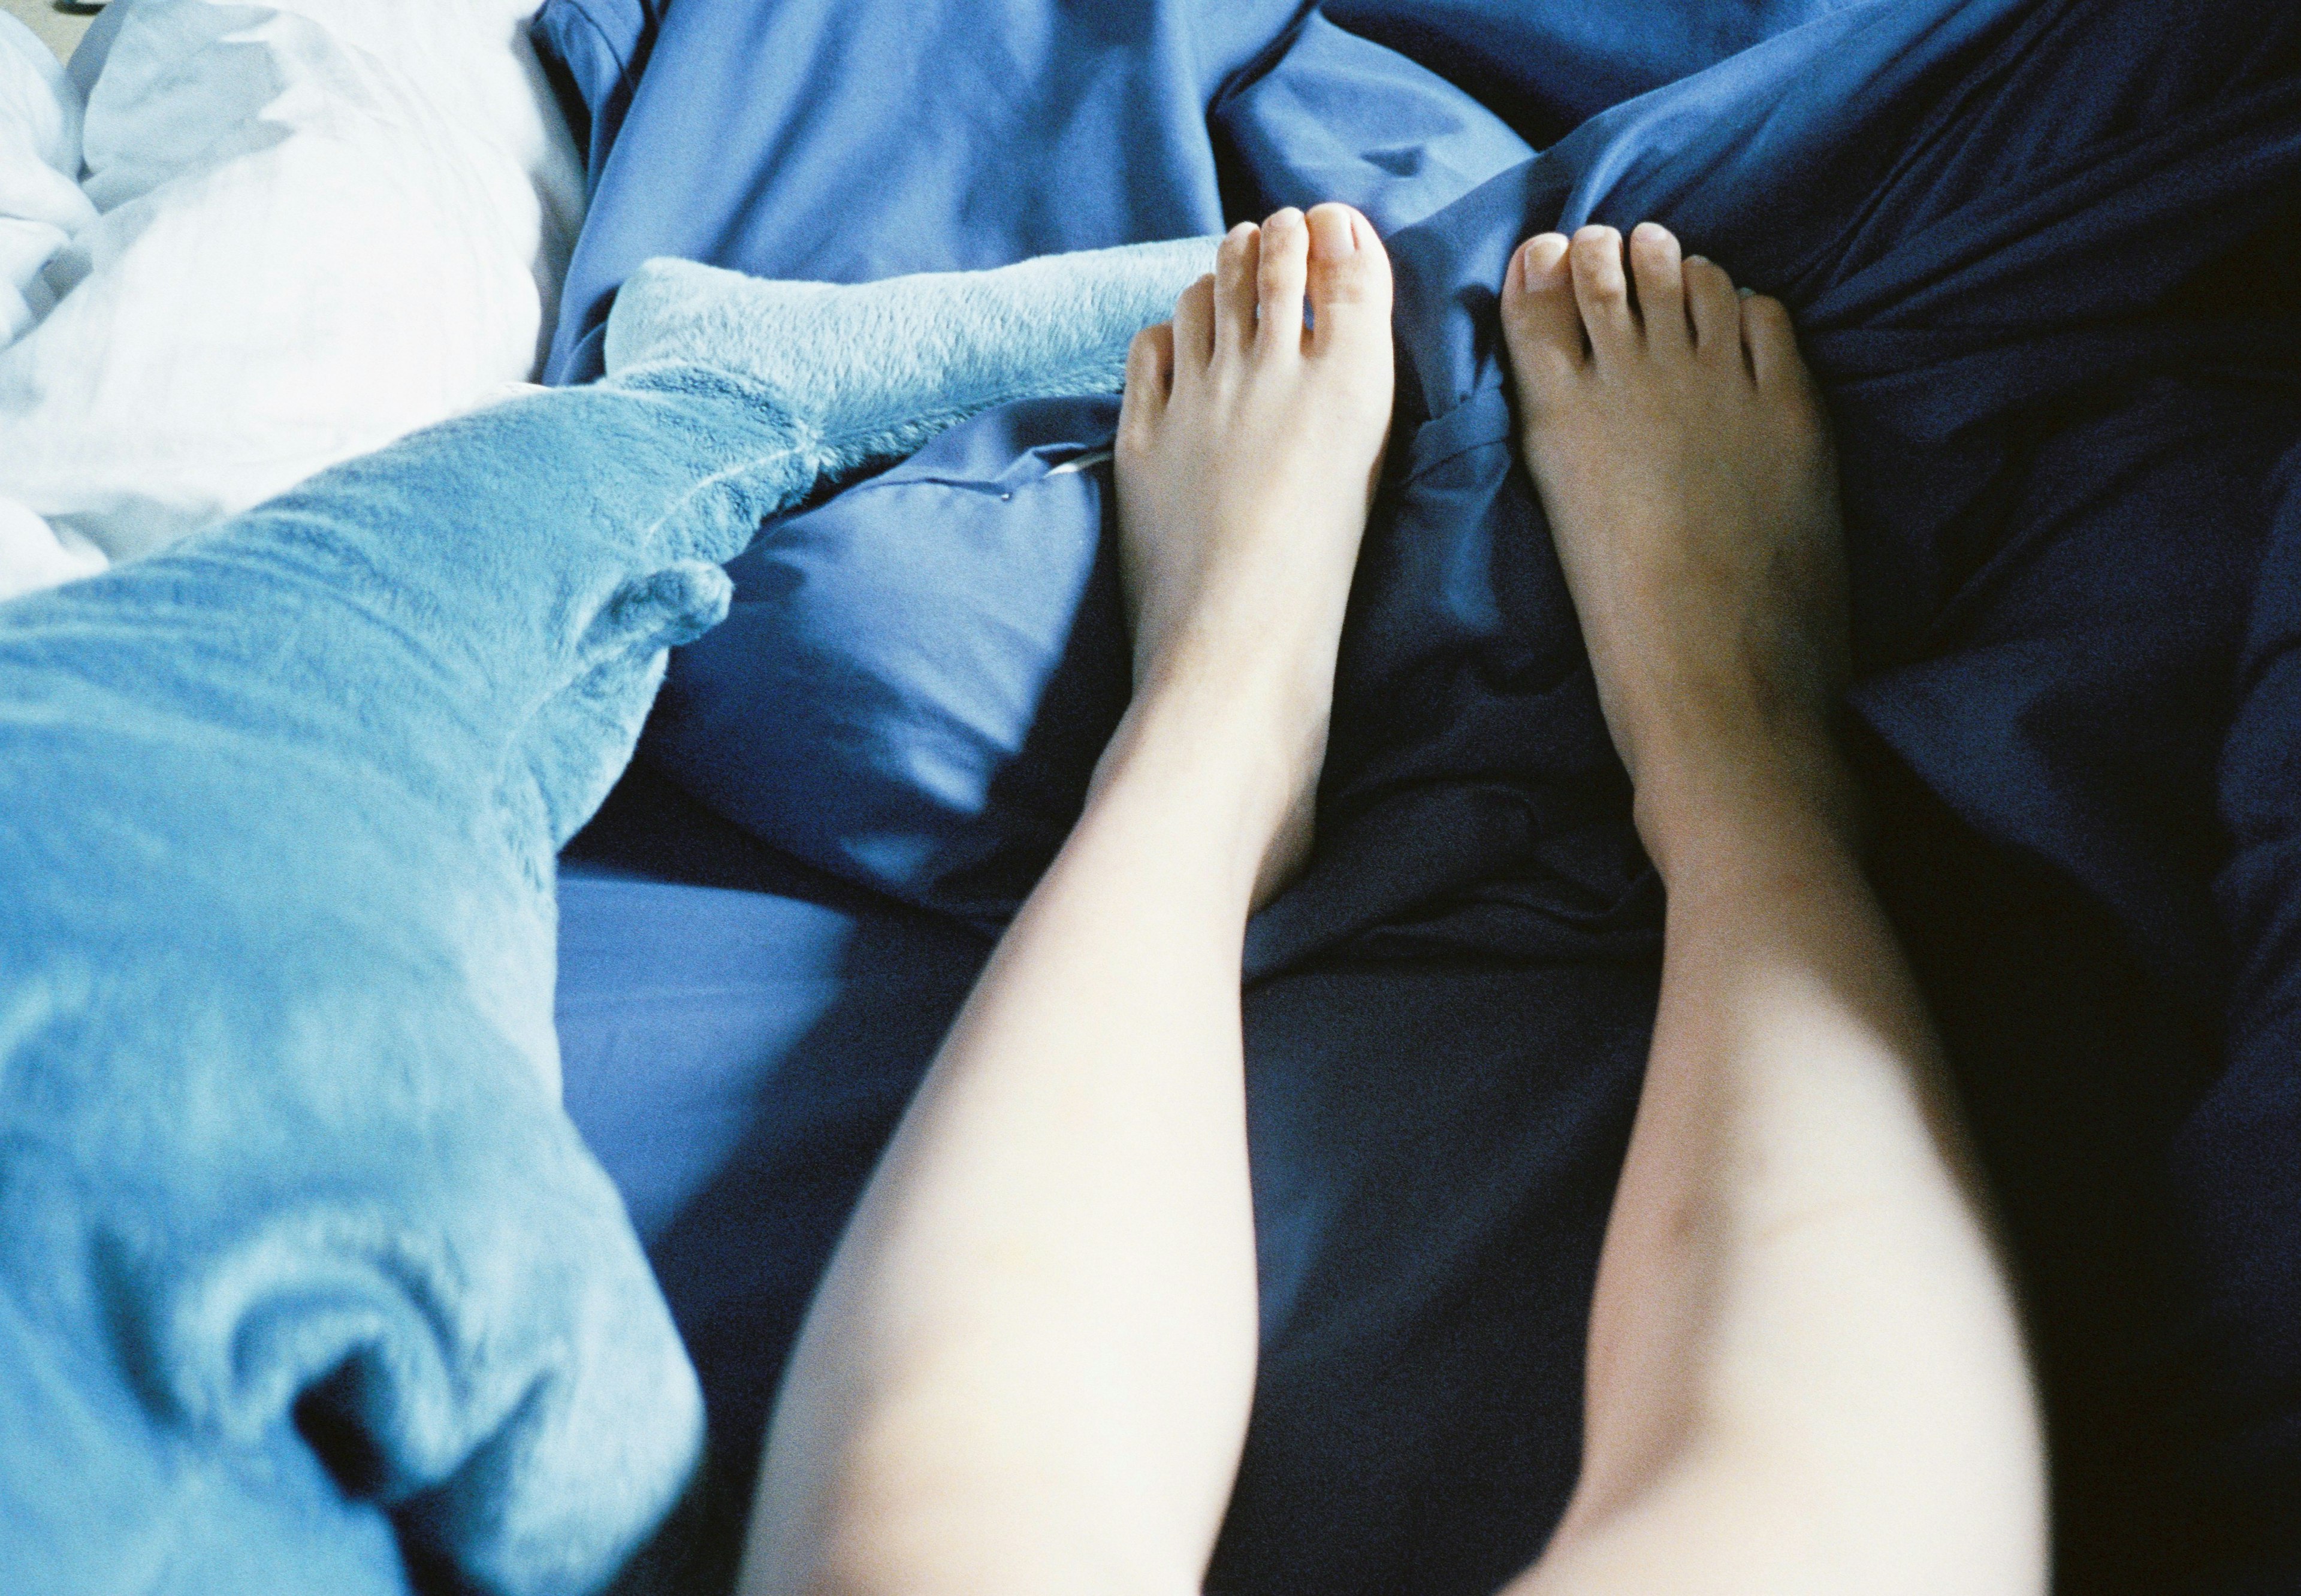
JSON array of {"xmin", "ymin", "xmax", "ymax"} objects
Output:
[
  {"xmin": 1499, "ymin": 221, "xmax": 1852, "ymax": 871},
  {"xmin": 1113, "ymin": 203, "xmax": 1394, "ymax": 903}
]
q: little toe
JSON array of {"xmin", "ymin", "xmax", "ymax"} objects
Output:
[
  {"xmin": 1740, "ymin": 293, "xmax": 1808, "ymax": 392},
  {"xmin": 1215, "ymin": 221, "xmax": 1262, "ymax": 358},
  {"xmin": 1682, "ymin": 255, "xmax": 1741, "ymax": 361},
  {"xmin": 1303, "ymin": 202, "xmax": 1393, "ymax": 358},
  {"xmin": 1629, "ymin": 223, "xmax": 1689, "ymax": 352},
  {"xmin": 1500, "ymin": 232, "xmax": 1584, "ymax": 385},
  {"xmin": 1257, "ymin": 207, "xmax": 1310, "ymax": 353},
  {"xmin": 1173, "ymin": 273, "xmax": 1218, "ymax": 376},
  {"xmin": 1569, "ymin": 226, "xmax": 1638, "ymax": 356}
]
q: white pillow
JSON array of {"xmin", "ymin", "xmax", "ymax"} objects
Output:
[
  {"xmin": 0, "ymin": 14, "xmax": 92, "ymax": 346},
  {"xmin": 0, "ymin": 0, "xmax": 584, "ymax": 598},
  {"xmin": 0, "ymin": 14, "xmax": 104, "ymax": 596}
]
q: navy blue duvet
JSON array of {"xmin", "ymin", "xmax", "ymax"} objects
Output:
[{"xmin": 543, "ymin": 2, "xmax": 2301, "ymax": 1590}]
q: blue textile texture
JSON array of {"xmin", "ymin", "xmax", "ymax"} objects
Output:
[
  {"xmin": 0, "ymin": 236, "xmax": 1202, "ymax": 1595},
  {"xmin": 539, "ymin": 0, "xmax": 2301, "ymax": 1591}
]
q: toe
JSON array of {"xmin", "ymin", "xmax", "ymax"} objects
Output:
[
  {"xmin": 1303, "ymin": 202, "xmax": 1393, "ymax": 358},
  {"xmin": 1119, "ymin": 322, "xmax": 1174, "ymax": 444},
  {"xmin": 1215, "ymin": 220, "xmax": 1261, "ymax": 357},
  {"xmin": 1682, "ymin": 255, "xmax": 1740, "ymax": 361},
  {"xmin": 1569, "ymin": 225, "xmax": 1637, "ymax": 357},
  {"xmin": 1629, "ymin": 223, "xmax": 1688, "ymax": 353},
  {"xmin": 1173, "ymin": 273, "xmax": 1218, "ymax": 376},
  {"xmin": 1500, "ymin": 231, "xmax": 1585, "ymax": 386},
  {"xmin": 1257, "ymin": 207, "xmax": 1310, "ymax": 353},
  {"xmin": 1740, "ymin": 293, "xmax": 1808, "ymax": 392}
]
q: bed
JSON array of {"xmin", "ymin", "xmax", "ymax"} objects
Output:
[{"xmin": 4, "ymin": 2, "xmax": 2298, "ymax": 1593}]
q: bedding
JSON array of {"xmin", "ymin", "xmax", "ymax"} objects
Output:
[
  {"xmin": 0, "ymin": 0, "xmax": 583, "ymax": 603},
  {"xmin": 0, "ymin": 13, "xmax": 99, "ymax": 593},
  {"xmin": 0, "ymin": 239, "xmax": 1213, "ymax": 1594},
  {"xmin": 560, "ymin": 770, "xmax": 1650, "ymax": 1596},
  {"xmin": 0, "ymin": 16, "xmax": 89, "ymax": 351},
  {"xmin": 540, "ymin": 0, "xmax": 2301, "ymax": 1590}
]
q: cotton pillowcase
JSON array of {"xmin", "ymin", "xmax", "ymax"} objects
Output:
[
  {"xmin": 0, "ymin": 14, "xmax": 102, "ymax": 596},
  {"xmin": 0, "ymin": 16, "xmax": 92, "ymax": 352},
  {"xmin": 618, "ymin": 22, "xmax": 1544, "ymax": 929},
  {"xmin": 0, "ymin": 0, "xmax": 582, "ymax": 599},
  {"xmin": 607, "ymin": 242, "xmax": 1222, "ymax": 920}
]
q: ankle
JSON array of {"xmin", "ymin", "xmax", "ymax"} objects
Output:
[
  {"xmin": 1086, "ymin": 687, "xmax": 1313, "ymax": 887},
  {"xmin": 1128, "ymin": 616, "xmax": 1338, "ymax": 769},
  {"xmin": 1632, "ymin": 731, "xmax": 1865, "ymax": 891}
]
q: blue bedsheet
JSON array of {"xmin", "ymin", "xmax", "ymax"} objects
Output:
[{"xmin": 542, "ymin": 1, "xmax": 2301, "ymax": 1589}]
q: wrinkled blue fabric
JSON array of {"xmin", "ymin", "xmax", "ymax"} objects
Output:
[
  {"xmin": 0, "ymin": 232, "xmax": 1198, "ymax": 1595},
  {"xmin": 542, "ymin": 0, "xmax": 2301, "ymax": 1590},
  {"xmin": 537, "ymin": 0, "xmax": 1303, "ymax": 384},
  {"xmin": 0, "ymin": 370, "xmax": 785, "ymax": 1596}
]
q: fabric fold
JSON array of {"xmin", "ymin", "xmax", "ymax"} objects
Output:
[
  {"xmin": 606, "ymin": 235, "xmax": 1221, "ymax": 473},
  {"xmin": 0, "ymin": 240, "xmax": 1196, "ymax": 1595}
]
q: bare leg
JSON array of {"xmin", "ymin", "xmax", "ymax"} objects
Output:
[
  {"xmin": 1497, "ymin": 224, "xmax": 2047, "ymax": 1595},
  {"xmin": 736, "ymin": 204, "xmax": 1394, "ymax": 1596}
]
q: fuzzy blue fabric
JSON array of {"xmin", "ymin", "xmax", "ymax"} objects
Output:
[
  {"xmin": 608, "ymin": 239, "xmax": 1220, "ymax": 464},
  {"xmin": 0, "ymin": 239, "xmax": 1207, "ymax": 1595}
]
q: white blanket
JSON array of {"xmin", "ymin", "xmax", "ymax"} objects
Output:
[{"xmin": 0, "ymin": 0, "xmax": 584, "ymax": 601}]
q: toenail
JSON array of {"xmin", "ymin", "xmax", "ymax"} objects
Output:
[
  {"xmin": 1686, "ymin": 255, "xmax": 1709, "ymax": 265},
  {"xmin": 1633, "ymin": 221, "xmax": 1668, "ymax": 241},
  {"xmin": 1574, "ymin": 223, "xmax": 1613, "ymax": 241},
  {"xmin": 1521, "ymin": 234, "xmax": 1570, "ymax": 278},
  {"xmin": 1738, "ymin": 285, "xmax": 1755, "ymax": 298}
]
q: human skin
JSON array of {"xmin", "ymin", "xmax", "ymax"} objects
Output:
[
  {"xmin": 736, "ymin": 202, "xmax": 1393, "ymax": 1596},
  {"xmin": 733, "ymin": 212, "xmax": 2046, "ymax": 1596},
  {"xmin": 1495, "ymin": 223, "xmax": 2046, "ymax": 1596}
]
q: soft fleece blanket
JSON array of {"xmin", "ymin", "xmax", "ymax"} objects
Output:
[
  {"xmin": 536, "ymin": 1, "xmax": 2301, "ymax": 1591},
  {"xmin": 0, "ymin": 238, "xmax": 1212, "ymax": 1596}
]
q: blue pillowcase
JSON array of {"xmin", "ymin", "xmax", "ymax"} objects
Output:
[
  {"xmin": 646, "ymin": 396, "xmax": 1132, "ymax": 921},
  {"xmin": 638, "ymin": 16, "xmax": 1555, "ymax": 942}
]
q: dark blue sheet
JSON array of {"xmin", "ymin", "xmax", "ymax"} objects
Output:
[
  {"xmin": 560, "ymin": 769, "xmax": 1648, "ymax": 1596},
  {"xmin": 546, "ymin": 2, "xmax": 2301, "ymax": 1589}
]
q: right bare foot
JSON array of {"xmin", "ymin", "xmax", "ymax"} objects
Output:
[
  {"xmin": 1499, "ymin": 222, "xmax": 1854, "ymax": 870},
  {"xmin": 1112, "ymin": 204, "xmax": 1394, "ymax": 903}
]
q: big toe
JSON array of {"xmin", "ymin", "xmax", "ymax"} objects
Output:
[
  {"xmin": 1500, "ymin": 232, "xmax": 1584, "ymax": 388},
  {"xmin": 1304, "ymin": 202, "xmax": 1392, "ymax": 358}
]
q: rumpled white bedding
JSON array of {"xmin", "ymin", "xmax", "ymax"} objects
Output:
[
  {"xmin": 0, "ymin": 14, "xmax": 101, "ymax": 593},
  {"xmin": 0, "ymin": 0, "xmax": 583, "ymax": 601}
]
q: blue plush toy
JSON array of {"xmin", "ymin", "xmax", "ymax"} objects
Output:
[{"xmin": 0, "ymin": 237, "xmax": 1213, "ymax": 1596}]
